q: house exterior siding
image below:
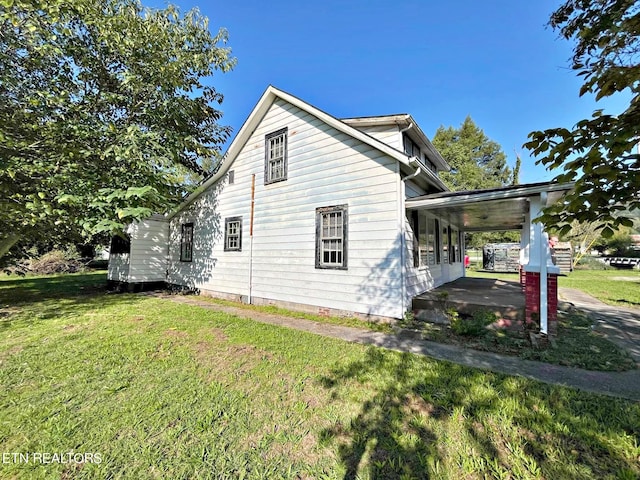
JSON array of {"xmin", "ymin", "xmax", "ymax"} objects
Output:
[
  {"xmin": 168, "ymin": 98, "xmax": 404, "ymax": 318},
  {"xmin": 127, "ymin": 218, "xmax": 169, "ymax": 283},
  {"xmin": 352, "ymin": 124, "xmax": 402, "ymax": 150}
]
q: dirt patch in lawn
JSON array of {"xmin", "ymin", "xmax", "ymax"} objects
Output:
[
  {"xmin": 163, "ymin": 328, "xmax": 189, "ymax": 339},
  {"xmin": 0, "ymin": 345, "xmax": 24, "ymax": 364}
]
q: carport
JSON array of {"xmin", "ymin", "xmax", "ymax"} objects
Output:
[{"xmin": 406, "ymin": 181, "xmax": 574, "ymax": 336}]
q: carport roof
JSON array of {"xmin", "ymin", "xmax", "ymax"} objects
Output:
[{"xmin": 405, "ymin": 181, "xmax": 574, "ymax": 231}]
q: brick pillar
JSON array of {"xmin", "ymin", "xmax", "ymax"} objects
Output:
[
  {"xmin": 519, "ymin": 266, "xmax": 526, "ymax": 289},
  {"xmin": 524, "ymin": 271, "xmax": 540, "ymax": 327},
  {"xmin": 547, "ymin": 273, "xmax": 558, "ymax": 336},
  {"xmin": 525, "ymin": 271, "xmax": 559, "ymax": 336}
]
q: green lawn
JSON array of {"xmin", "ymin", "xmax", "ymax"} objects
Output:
[
  {"xmin": 559, "ymin": 269, "xmax": 640, "ymax": 308},
  {"xmin": 467, "ymin": 268, "xmax": 640, "ymax": 308},
  {"xmin": 1, "ymin": 273, "xmax": 639, "ymax": 479}
]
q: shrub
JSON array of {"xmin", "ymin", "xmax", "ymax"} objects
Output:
[
  {"xmin": 449, "ymin": 308, "xmax": 497, "ymax": 336},
  {"xmin": 28, "ymin": 249, "xmax": 85, "ymax": 275},
  {"xmin": 573, "ymin": 255, "xmax": 613, "ymax": 271}
]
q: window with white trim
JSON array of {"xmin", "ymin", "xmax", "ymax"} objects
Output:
[
  {"xmin": 265, "ymin": 127, "xmax": 288, "ymax": 184},
  {"xmin": 316, "ymin": 205, "xmax": 348, "ymax": 269},
  {"xmin": 451, "ymin": 227, "xmax": 460, "ymax": 263},
  {"xmin": 180, "ymin": 223, "xmax": 193, "ymax": 262},
  {"xmin": 442, "ymin": 225, "xmax": 449, "ymax": 264},
  {"xmin": 415, "ymin": 213, "xmax": 440, "ymax": 267},
  {"xmin": 224, "ymin": 217, "xmax": 242, "ymax": 251}
]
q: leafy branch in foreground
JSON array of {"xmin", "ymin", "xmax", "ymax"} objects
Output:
[
  {"xmin": 525, "ymin": 0, "xmax": 640, "ymax": 237},
  {"xmin": 0, "ymin": 0, "xmax": 235, "ymax": 260}
]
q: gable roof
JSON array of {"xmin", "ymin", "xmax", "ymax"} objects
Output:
[
  {"xmin": 169, "ymin": 85, "xmax": 448, "ymax": 219},
  {"xmin": 341, "ymin": 114, "xmax": 450, "ymax": 172}
]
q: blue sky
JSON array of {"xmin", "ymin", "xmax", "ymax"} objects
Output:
[{"xmin": 154, "ymin": 0, "xmax": 628, "ymax": 184}]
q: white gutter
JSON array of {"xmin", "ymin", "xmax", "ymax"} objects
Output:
[
  {"xmin": 401, "ymin": 157, "xmax": 422, "ymax": 182},
  {"xmin": 399, "ymin": 121, "xmax": 413, "ymax": 134}
]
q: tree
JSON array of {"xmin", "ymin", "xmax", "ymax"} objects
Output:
[
  {"xmin": 432, "ymin": 116, "xmax": 512, "ymax": 192},
  {"xmin": 512, "ymin": 154, "xmax": 522, "ymax": 185},
  {"xmin": 433, "ymin": 117, "xmax": 517, "ymax": 247},
  {"xmin": 0, "ymin": 0, "xmax": 235, "ymax": 261},
  {"xmin": 525, "ymin": 0, "xmax": 640, "ymax": 238}
]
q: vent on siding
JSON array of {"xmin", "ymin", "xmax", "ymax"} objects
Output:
[{"xmin": 228, "ymin": 170, "xmax": 235, "ymax": 184}]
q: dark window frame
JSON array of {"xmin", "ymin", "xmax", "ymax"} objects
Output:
[
  {"xmin": 434, "ymin": 219, "xmax": 441, "ymax": 264},
  {"xmin": 110, "ymin": 234, "xmax": 131, "ymax": 254},
  {"xmin": 180, "ymin": 223, "xmax": 194, "ymax": 262},
  {"xmin": 315, "ymin": 205, "xmax": 348, "ymax": 270},
  {"xmin": 224, "ymin": 217, "xmax": 243, "ymax": 252},
  {"xmin": 264, "ymin": 127, "xmax": 288, "ymax": 185}
]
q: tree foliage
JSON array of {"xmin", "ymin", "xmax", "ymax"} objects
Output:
[
  {"xmin": 0, "ymin": 0, "xmax": 235, "ymax": 259},
  {"xmin": 525, "ymin": 0, "xmax": 640, "ymax": 237},
  {"xmin": 432, "ymin": 116, "xmax": 512, "ymax": 192}
]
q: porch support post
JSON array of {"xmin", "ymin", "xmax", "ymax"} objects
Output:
[{"xmin": 523, "ymin": 194, "xmax": 560, "ymax": 336}]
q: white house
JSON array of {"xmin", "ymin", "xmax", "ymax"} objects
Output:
[{"xmin": 108, "ymin": 86, "xmax": 569, "ymax": 327}]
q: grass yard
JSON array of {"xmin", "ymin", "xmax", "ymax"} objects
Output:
[
  {"xmin": 467, "ymin": 268, "xmax": 640, "ymax": 308},
  {"xmin": 559, "ymin": 269, "xmax": 640, "ymax": 308},
  {"xmin": 1, "ymin": 273, "xmax": 640, "ymax": 479}
]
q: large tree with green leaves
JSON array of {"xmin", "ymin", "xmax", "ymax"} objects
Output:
[
  {"xmin": 525, "ymin": 0, "xmax": 640, "ymax": 238},
  {"xmin": 432, "ymin": 116, "xmax": 512, "ymax": 192},
  {"xmin": 0, "ymin": 0, "xmax": 235, "ymax": 261}
]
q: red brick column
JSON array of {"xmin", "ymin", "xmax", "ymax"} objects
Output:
[
  {"xmin": 524, "ymin": 271, "xmax": 540, "ymax": 327},
  {"xmin": 524, "ymin": 271, "xmax": 559, "ymax": 336},
  {"xmin": 547, "ymin": 273, "xmax": 558, "ymax": 336}
]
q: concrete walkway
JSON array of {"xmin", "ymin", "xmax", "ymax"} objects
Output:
[
  {"xmin": 154, "ymin": 293, "xmax": 640, "ymax": 402},
  {"xmin": 559, "ymin": 287, "xmax": 640, "ymax": 364}
]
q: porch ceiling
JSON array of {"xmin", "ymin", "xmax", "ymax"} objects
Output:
[
  {"xmin": 405, "ymin": 181, "xmax": 574, "ymax": 232},
  {"xmin": 417, "ymin": 198, "xmax": 530, "ymax": 231}
]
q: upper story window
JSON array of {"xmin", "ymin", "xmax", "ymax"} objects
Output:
[
  {"xmin": 316, "ymin": 205, "xmax": 348, "ymax": 269},
  {"xmin": 180, "ymin": 223, "xmax": 194, "ymax": 262},
  {"xmin": 224, "ymin": 217, "xmax": 242, "ymax": 252},
  {"xmin": 403, "ymin": 133, "xmax": 420, "ymax": 158},
  {"xmin": 265, "ymin": 127, "xmax": 288, "ymax": 184}
]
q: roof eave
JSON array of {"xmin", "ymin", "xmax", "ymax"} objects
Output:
[{"xmin": 406, "ymin": 182, "xmax": 575, "ymax": 210}]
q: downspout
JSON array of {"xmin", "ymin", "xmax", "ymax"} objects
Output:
[
  {"xmin": 399, "ymin": 121, "xmax": 413, "ymax": 135},
  {"xmin": 539, "ymin": 192, "xmax": 548, "ymax": 335},
  {"xmin": 248, "ymin": 174, "xmax": 256, "ymax": 304},
  {"xmin": 398, "ymin": 158, "xmax": 422, "ymax": 316}
]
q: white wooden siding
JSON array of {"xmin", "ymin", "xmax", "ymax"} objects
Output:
[
  {"xmin": 353, "ymin": 125, "xmax": 402, "ymax": 150},
  {"xmin": 107, "ymin": 253, "xmax": 130, "ymax": 282},
  {"xmin": 168, "ymin": 98, "xmax": 404, "ymax": 318},
  {"xmin": 127, "ymin": 219, "xmax": 169, "ymax": 283}
]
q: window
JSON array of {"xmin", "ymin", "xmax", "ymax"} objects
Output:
[
  {"xmin": 442, "ymin": 225, "xmax": 449, "ymax": 264},
  {"xmin": 265, "ymin": 127, "xmax": 288, "ymax": 184},
  {"xmin": 403, "ymin": 134, "xmax": 420, "ymax": 158},
  {"xmin": 316, "ymin": 205, "xmax": 348, "ymax": 269},
  {"xmin": 414, "ymin": 213, "xmax": 440, "ymax": 267},
  {"xmin": 110, "ymin": 234, "xmax": 130, "ymax": 254},
  {"xmin": 224, "ymin": 217, "xmax": 242, "ymax": 251},
  {"xmin": 451, "ymin": 228, "xmax": 461, "ymax": 263},
  {"xmin": 180, "ymin": 223, "xmax": 194, "ymax": 262},
  {"xmin": 418, "ymin": 213, "xmax": 428, "ymax": 267}
]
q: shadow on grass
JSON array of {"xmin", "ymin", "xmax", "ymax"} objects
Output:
[
  {"xmin": 0, "ymin": 272, "xmax": 143, "ymax": 329},
  {"xmin": 319, "ymin": 347, "xmax": 640, "ymax": 479}
]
